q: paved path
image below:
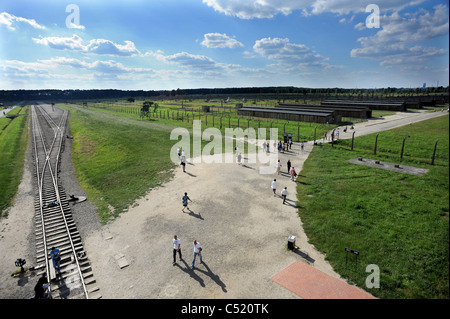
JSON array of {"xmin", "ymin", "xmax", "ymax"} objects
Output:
[
  {"xmin": 271, "ymin": 261, "xmax": 376, "ymax": 299},
  {"xmin": 268, "ymin": 109, "xmax": 449, "ymax": 299},
  {"xmin": 0, "ymin": 102, "xmax": 22, "ymax": 118},
  {"xmin": 322, "ymin": 109, "xmax": 449, "ymax": 143}
]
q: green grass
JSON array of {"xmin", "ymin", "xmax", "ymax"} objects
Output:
[
  {"xmin": 0, "ymin": 106, "xmax": 29, "ymax": 218},
  {"xmin": 297, "ymin": 114, "xmax": 449, "ymax": 299},
  {"xmin": 63, "ymin": 99, "xmax": 337, "ymax": 142},
  {"xmin": 65, "ymin": 106, "xmax": 179, "ymax": 224}
]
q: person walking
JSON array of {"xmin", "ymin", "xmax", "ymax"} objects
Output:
[
  {"xmin": 300, "ymin": 142, "xmax": 304, "ymax": 150},
  {"xmin": 177, "ymin": 147, "xmax": 181, "ymax": 158},
  {"xmin": 276, "ymin": 160, "xmax": 282, "ymax": 175},
  {"xmin": 181, "ymin": 150, "xmax": 186, "ymax": 162},
  {"xmin": 271, "ymin": 179, "xmax": 277, "ymax": 196},
  {"xmin": 180, "ymin": 159, "xmax": 186, "ymax": 172},
  {"xmin": 49, "ymin": 247, "xmax": 61, "ymax": 275},
  {"xmin": 182, "ymin": 192, "xmax": 192, "ymax": 212},
  {"xmin": 236, "ymin": 152, "xmax": 242, "ymax": 165},
  {"xmin": 281, "ymin": 187, "xmax": 288, "ymax": 204},
  {"xmin": 287, "ymin": 160, "xmax": 291, "ymax": 174},
  {"xmin": 173, "ymin": 235, "xmax": 182, "ymax": 264},
  {"xmin": 290, "ymin": 167, "xmax": 297, "ymax": 181},
  {"xmin": 191, "ymin": 239, "xmax": 203, "ymax": 269}
]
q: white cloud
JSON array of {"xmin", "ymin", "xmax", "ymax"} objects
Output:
[
  {"xmin": 202, "ymin": 0, "xmax": 427, "ymax": 19},
  {"xmin": 32, "ymin": 35, "xmax": 141, "ymax": 57},
  {"xmin": 33, "ymin": 35, "xmax": 86, "ymax": 51},
  {"xmin": 87, "ymin": 39, "xmax": 140, "ymax": 56},
  {"xmin": 45, "ymin": 57, "xmax": 151, "ymax": 74},
  {"xmin": 0, "ymin": 12, "xmax": 46, "ymax": 30},
  {"xmin": 2, "ymin": 57, "xmax": 154, "ymax": 81},
  {"xmin": 310, "ymin": 0, "xmax": 426, "ymax": 15},
  {"xmin": 66, "ymin": 22, "xmax": 86, "ymax": 30},
  {"xmin": 253, "ymin": 37, "xmax": 337, "ymax": 71},
  {"xmin": 201, "ymin": 33, "xmax": 243, "ymax": 48},
  {"xmin": 202, "ymin": 0, "xmax": 313, "ymax": 19},
  {"xmin": 351, "ymin": 5, "xmax": 449, "ymax": 67},
  {"xmin": 147, "ymin": 51, "xmax": 226, "ymax": 73}
]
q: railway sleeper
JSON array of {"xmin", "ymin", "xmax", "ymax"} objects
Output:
[
  {"xmin": 35, "ymin": 214, "xmax": 73, "ymax": 225},
  {"xmin": 35, "ymin": 223, "xmax": 78, "ymax": 238},
  {"xmin": 37, "ymin": 214, "xmax": 75, "ymax": 226},
  {"xmin": 35, "ymin": 232, "xmax": 81, "ymax": 250}
]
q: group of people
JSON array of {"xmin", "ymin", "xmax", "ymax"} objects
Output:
[
  {"xmin": 261, "ymin": 139, "xmax": 292, "ymax": 153},
  {"xmin": 173, "ymin": 235, "xmax": 203, "ymax": 269},
  {"xmin": 277, "ymin": 159, "xmax": 297, "ymax": 181},
  {"xmin": 272, "ymin": 157, "xmax": 299, "ymax": 204},
  {"xmin": 34, "ymin": 246, "xmax": 61, "ymax": 299},
  {"xmin": 271, "ymin": 179, "xmax": 289, "ymax": 204}
]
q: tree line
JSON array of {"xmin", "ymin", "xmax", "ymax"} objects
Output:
[{"xmin": 1, "ymin": 86, "xmax": 448, "ymax": 102}]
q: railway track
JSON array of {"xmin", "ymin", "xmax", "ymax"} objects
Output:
[{"xmin": 31, "ymin": 103, "xmax": 100, "ymax": 299}]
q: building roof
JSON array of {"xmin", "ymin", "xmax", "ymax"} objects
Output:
[{"xmin": 239, "ymin": 106, "xmax": 334, "ymax": 117}]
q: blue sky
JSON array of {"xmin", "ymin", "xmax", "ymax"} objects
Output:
[{"xmin": 0, "ymin": 0, "xmax": 448, "ymax": 90}]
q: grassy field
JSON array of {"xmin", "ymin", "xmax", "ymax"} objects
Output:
[
  {"xmin": 297, "ymin": 114, "xmax": 449, "ymax": 299},
  {"xmin": 65, "ymin": 99, "xmax": 337, "ymax": 142},
  {"xmin": 63, "ymin": 105, "xmax": 179, "ymax": 224},
  {"xmin": 0, "ymin": 106, "xmax": 29, "ymax": 218}
]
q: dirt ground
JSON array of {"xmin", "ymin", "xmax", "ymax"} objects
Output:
[{"xmin": 1, "ymin": 109, "xmax": 446, "ymax": 300}]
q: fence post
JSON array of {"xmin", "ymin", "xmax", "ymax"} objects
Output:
[
  {"xmin": 431, "ymin": 140, "xmax": 438, "ymax": 165},
  {"xmin": 400, "ymin": 136, "xmax": 408, "ymax": 159},
  {"xmin": 374, "ymin": 134, "xmax": 379, "ymax": 155},
  {"xmin": 351, "ymin": 131, "xmax": 355, "ymax": 151}
]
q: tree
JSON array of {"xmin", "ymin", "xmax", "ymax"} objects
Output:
[{"xmin": 140, "ymin": 101, "xmax": 153, "ymax": 119}]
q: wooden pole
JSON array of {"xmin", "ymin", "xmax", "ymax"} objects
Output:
[
  {"xmin": 431, "ymin": 140, "xmax": 438, "ymax": 165},
  {"xmin": 351, "ymin": 131, "xmax": 355, "ymax": 151},
  {"xmin": 400, "ymin": 136, "xmax": 407, "ymax": 159},
  {"xmin": 374, "ymin": 134, "xmax": 379, "ymax": 155}
]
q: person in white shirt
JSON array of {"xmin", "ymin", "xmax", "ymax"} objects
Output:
[
  {"xmin": 191, "ymin": 240, "xmax": 203, "ymax": 269},
  {"xmin": 271, "ymin": 179, "xmax": 277, "ymax": 196},
  {"xmin": 281, "ymin": 187, "xmax": 288, "ymax": 204},
  {"xmin": 276, "ymin": 160, "xmax": 282, "ymax": 175},
  {"xmin": 173, "ymin": 235, "xmax": 182, "ymax": 264}
]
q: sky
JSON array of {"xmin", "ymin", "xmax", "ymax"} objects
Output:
[{"xmin": 0, "ymin": 0, "xmax": 448, "ymax": 90}]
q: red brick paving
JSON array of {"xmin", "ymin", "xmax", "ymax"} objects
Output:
[{"xmin": 271, "ymin": 261, "xmax": 377, "ymax": 299}]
